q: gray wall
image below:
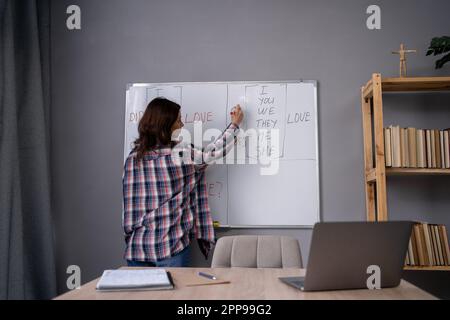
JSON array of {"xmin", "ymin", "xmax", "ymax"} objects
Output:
[{"xmin": 50, "ymin": 0, "xmax": 450, "ymax": 294}]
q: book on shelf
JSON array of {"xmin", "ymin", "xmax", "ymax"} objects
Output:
[
  {"xmin": 430, "ymin": 226, "xmax": 437, "ymax": 265},
  {"xmin": 401, "ymin": 128, "xmax": 408, "ymax": 167},
  {"xmin": 431, "ymin": 129, "xmax": 437, "ymax": 168},
  {"xmin": 384, "ymin": 126, "xmax": 450, "ymax": 169},
  {"xmin": 416, "ymin": 129, "xmax": 426, "ymax": 168},
  {"xmin": 422, "ymin": 223, "xmax": 434, "ymax": 265},
  {"xmin": 413, "ymin": 224, "xmax": 426, "ymax": 265},
  {"xmin": 407, "ymin": 238, "xmax": 414, "ymax": 265},
  {"xmin": 411, "ymin": 230, "xmax": 419, "ymax": 265},
  {"xmin": 405, "ymin": 222, "xmax": 450, "ymax": 267},
  {"xmin": 430, "ymin": 225, "xmax": 439, "ymax": 265},
  {"xmin": 442, "ymin": 133, "xmax": 445, "ymax": 168},
  {"xmin": 426, "ymin": 130, "xmax": 432, "ymax": 168},
  {"xmin": 407, "ymin": 127, "xmax": 417, "ymax": 168},
  {"xmin": 384, "ymin": 127, "xmax": 392, "ymax": 167},
  {"xmin": 435, "ymin": 129, "xmax": 442, "ymax": 168},
  {"xmin": 435, "ymin": 225, "xmax": 444, "ymax": 265},
  {"xmin": 392, "ymin": 126, "xmax": 401, "ymax": 167},
  {"xmin": 440, "ymin": 225, "xmax": 450, "ymax": 264},
  {"xmin": 444, "ymin": 130, "xmax": 450, "ymax": 169}
]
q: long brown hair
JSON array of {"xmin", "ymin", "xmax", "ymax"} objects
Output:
[{"xmin": 134, "ymin": 98, "xmax": 181, "ymax": 160}]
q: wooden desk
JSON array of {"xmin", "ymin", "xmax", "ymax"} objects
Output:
[{"xmin": 55, "ymin": 268, "xmax": 436, "ymax": 300}]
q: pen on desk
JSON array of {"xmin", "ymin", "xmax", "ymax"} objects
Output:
[{"xmin": 198, "ymin": 272, "xmax": 217, "ymax": 280}]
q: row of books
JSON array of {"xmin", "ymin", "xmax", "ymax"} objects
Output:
[
  {"xmin": 405, "ymin": 222, "xmax": 450, "ymax": 267},
  {"xmin": 384, "ymin": 126, "xmax": 450, "ymax": 168}
]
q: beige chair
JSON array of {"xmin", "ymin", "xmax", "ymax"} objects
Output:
[{"xmin": 211, "ymin": 235, "xmax": 303, "ymax": 268}]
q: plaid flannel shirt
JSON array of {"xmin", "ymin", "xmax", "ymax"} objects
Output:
[{"xmin": 123, "ymin": 123, "xmax": 239, "ymax": 262}]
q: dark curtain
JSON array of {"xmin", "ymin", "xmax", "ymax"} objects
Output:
[{"xmin": 0, "ymin": 0, "xmax": 56, "ymax": 299}]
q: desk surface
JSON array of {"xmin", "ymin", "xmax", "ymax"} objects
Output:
[{"xmin": 55, "ymin": 268, "xmax": 436, "ymax": 300}]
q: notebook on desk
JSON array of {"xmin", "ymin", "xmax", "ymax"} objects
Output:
[{"xmin": 96, "ymin": 269, "xmax": 174, "ymax": 292}]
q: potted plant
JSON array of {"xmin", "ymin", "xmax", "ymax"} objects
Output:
[{"xmin": 427, "ymin": 36, "xmax": 450, "ymax": 69}]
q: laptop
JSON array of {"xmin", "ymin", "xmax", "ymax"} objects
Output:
[{"xmin": 279, "ymin": 221, "xmax": 413, "ymax": 292}]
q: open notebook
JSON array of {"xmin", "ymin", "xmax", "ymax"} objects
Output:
[{"xmin": 96, "ymin": 269, "xmax": 174, "ymax": 292}]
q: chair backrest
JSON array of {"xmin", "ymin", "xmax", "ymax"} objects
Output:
[{"xmin": 211, "ymin": 235, "xmax": 303, "ymax": 268}]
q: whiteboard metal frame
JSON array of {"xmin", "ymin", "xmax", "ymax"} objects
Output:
[{"xmin": 124, "ymin": 80, "xmax": 321, "ymax": 229}]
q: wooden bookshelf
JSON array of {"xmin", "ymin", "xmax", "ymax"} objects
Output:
[
  {"xmin": 404, "ymin": 266, "xmax": 450, "ymax": 271},
  {"xmin": 361, "ymin": 74, "xmax": 450, "ymax": 271},
  {"xmin": 363, "ymin": 76, "xmax": 450, "ymax": 99},
  {"xmin": 387, "ymin": 168, "xmax": 450, "ymax": 176}
]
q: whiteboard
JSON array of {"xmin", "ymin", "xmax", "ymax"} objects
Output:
[{"xmin": 124, "ymin": 81, "xmax": 320, "ymax": 227}]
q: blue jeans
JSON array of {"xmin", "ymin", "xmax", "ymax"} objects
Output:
[{"xmin": 127, "ymin": 246, "xmax": 191, "ymax": 268}]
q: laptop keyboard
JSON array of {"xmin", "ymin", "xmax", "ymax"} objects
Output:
[{"xmin": 291, "ymin": 280, "xmax": 304, "ymax": 287}]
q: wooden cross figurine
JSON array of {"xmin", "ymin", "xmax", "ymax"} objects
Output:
[{"xmin": 392, "ymin": 43, "xmax": 417, "ymax": 77}]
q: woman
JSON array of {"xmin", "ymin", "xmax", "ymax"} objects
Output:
[{"xmin": 122, "ymin": 98, "xmax": 243, "ymax": 267}]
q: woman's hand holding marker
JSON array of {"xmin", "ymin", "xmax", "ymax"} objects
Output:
[{"xmin": 230, "ymin": 104, "xmax": 244, "ymax": 127}]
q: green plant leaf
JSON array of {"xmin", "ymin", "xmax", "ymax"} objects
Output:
[
  {"xmin": 428, "ymin": 36, "xmax": 450, "ymax": 68},
  {"xmin": 427, "ymin": 36, "xmax": 450, "ymax": 56},
  {"xmin": 435, "ymin": 52, "xmax": 450, "ymax": 69}
]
